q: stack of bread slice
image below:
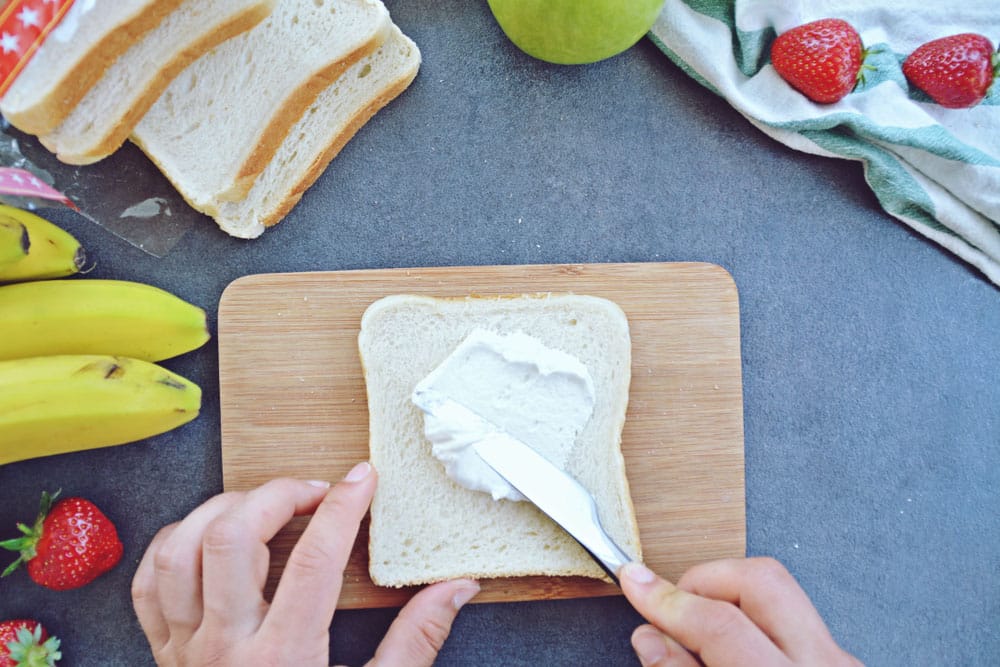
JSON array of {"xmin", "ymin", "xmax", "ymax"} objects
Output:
[
  {"xmin": 1, "ymin": 0, "xmax": 192, "ymax": 136},
  {"xmin": 38, "ymin": 0, "xmax": 277, "ymax": 165},
  {"xmin": 1, "ymin": 0, "xmax": 420, "ymax": 239}
]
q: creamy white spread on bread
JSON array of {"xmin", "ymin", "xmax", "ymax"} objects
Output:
[{"xmin": 412, "ymin": 328, "xmax": 595, "ymax": 501}]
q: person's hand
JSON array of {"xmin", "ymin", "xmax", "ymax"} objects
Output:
[
  {"xmin": 619, "ymin": 558, "xmax": 862, "ymax": 666},
  {"xmin": 131, "ymin": 464, "xmax": 480, "ymax": 666}
]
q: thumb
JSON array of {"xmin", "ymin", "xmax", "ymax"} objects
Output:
[
  {"xmin": 366, "ymin": 579, "xmax": 480, "ymax": 667},
  {"xmin": 619, "ymin": 562, "xmax": 789, "ymax": 665}
]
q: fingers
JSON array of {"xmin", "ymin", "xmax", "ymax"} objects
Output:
[
  {"xmin": 147, "ymin": 493, "xmax": 243, "ymax": 639},
  {"xmin": 200, "ymin": 478, "xmax": 334, "ymax": 634},
  {"xmin": 263, "ymin": 462, "xmax": 378, "ymax": 641},
  {"xmin": 367, "ymin": 579, "xmax": 480, "ymax": 667},
  {"xmin": 620, "ymin": 562, "xmax": 790, "ymax": 667},
  {"xmin": 676, "ymin": 558, "xmax": 839, "ymax": 662},
  {"xmin": 133, "ymin": 479, "xmax": 332, "ymax": 651},
  {"xmin": 631, "ymin": 624, "xmax": 701, "ymax": 667},
  {"xmin": 131, "ymin": 524, "xmax": 176, "ymax": 653}
]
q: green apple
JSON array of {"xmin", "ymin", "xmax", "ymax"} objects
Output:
[{"xmin": 487, "ymin": 0, "xmax": 667, "ymax": 65}]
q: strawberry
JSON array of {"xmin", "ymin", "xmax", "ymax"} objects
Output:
[
  {"xmin": 902, "ymin": 33, "xmax": 999, "ymax": 109},
  {"xmin": 1, "ymin": 491, "xmax": 122, "ymax": 591},
  {"xmin": 771, "ymin": 18, "xmax": 866, "ymax": 103},
  {"xmin": 0, "ymin": 620, "xmax": 61, "ymax": 667}
]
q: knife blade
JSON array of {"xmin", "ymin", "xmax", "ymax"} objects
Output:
[{"xmin": 473, "ymin": 431, "xmax": 635, "ymax": 585}]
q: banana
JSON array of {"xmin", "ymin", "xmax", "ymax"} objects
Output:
[
  {"xmin": 0, "ymin": 355, "xmax": 201, "ymax": 465},
  {"xmin": 0, "ymin": 205, "xmax": 85, "ymax": 282},
  {"xmin": 0, "ymin": 218, "xmax": 29, "ymax": 268},
  {"xmin": 0, "ymin": 279, "xmax": 210, "ymax": 362}
]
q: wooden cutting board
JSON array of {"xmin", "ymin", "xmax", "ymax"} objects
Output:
[{"xmin": 219, "ymin": 262, "xmax": 745, "ymax": 609}]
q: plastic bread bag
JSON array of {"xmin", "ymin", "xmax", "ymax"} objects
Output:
[
  {"xmin": 0, "ymin": 123, "xmax": 201, "ymax": 257},
  {"xmin": 0, "ymin": 0, "xmax": 201, "ymax": 257}
]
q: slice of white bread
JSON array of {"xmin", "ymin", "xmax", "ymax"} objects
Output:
[
  {"xmin": 131, "ymin": 0, "xmax": 390, "ymax": 211},
  {"xmin": 1, "ymin": 0, "xmax": 185, "ymax": 135},
  {"xmin": 359, "ymin": 294, "xmax": 642, "ymax": 588},
  {"xmin": 39, "ymin": 0, "xmax": 277, "ymax": 165},
  {"xmin": 211, "ymin": 22, "xmax": 419, "ymax": 238}
]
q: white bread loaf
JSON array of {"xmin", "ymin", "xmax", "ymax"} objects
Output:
[
  {"xmin": 212, "ymin": 22, "xmax": 419, "ymax": 238},
  {"xmin": 1, "ymin": 0, "xmax": 185, "ymax": 135},
  {"xmin": 131, "ymin": 0, "xmax": 391, "ymax": 211},
  {"xmin": 39, "ymin": 0, "xmax": 276, "ymax": 165},
  {"xmin": 359, "ymin": 294, "xmax": 642, "ymax": 588}
]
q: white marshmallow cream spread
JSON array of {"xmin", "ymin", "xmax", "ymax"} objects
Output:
[{"xmin": 412, "ymin": 328, "xmax": 596, "ymax": 501}]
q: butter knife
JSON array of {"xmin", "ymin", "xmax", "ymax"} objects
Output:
[{"xmin": 473, "ymin": 434, "xmax": 634, "ymax": 585}]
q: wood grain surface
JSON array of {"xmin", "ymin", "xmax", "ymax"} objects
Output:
[{"xmin": 218, "ymin": 262, "xmax": 745, "ymax": 609}]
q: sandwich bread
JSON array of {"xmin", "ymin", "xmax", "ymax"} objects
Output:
[
  {"xmin": 1, "ymin": 0, "xmax": 184, "ymax": 135},
  {"xmin": 131, "ymin": 0, "xmax": 391, "ymax": 210},
  {"xmin": 212, "ymin": 22, "xmax": 420, "ymax": 238},
  {"xmin": 359, "ymin": 294, "xmax": 642, "ymax": 588},
  {"xmin": 2, "ymin": 0, "xmax": 418, "ymax": 238},
  {"xmin": 39, "ymin": 0, "xmax": 277, "ymax": 165}
]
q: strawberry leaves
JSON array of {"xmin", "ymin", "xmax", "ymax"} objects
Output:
[
  {"xmin": 1, "ymin": 490, "xmax": 122, "ymax": 591},
  {"xmin": 0, "ymin": 491, "xmax": 58, "ymax": 578},
  {"xmin": 0, "ymin": 621, "xmax": 61, "ymax": 667}
]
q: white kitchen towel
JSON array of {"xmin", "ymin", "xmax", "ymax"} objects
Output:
[{"xmin": 649, "ymin": 0, "xmax": 1000, "ymax": 286}]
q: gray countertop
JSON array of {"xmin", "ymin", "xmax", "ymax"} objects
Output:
[{"xmin": 1, "ymin": 2, "xmax": 998, "ymax": 665}]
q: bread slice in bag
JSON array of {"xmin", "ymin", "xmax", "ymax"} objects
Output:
[
  {"xmin": 39, "ymin": 0, "xmax": 277, "ymax": 165},
  {"xmin": 1, "ymin": 0, "xmax": 185, "ymax": 135}
]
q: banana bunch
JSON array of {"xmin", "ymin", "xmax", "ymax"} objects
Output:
[{"xmin": 0, "ymin": 206, "xmax": 209, "ymax": 466}]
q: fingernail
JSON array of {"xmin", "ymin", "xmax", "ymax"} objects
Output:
[
  {"xmin": 452, "ymin": 582, "xmax": 480, "ymax": 610},
  {"xmin": 621, "ymin": 562, "xmax": 657, "ymax": 584},
  {"xmin": 343, "ymin": 461, "xmax": 371, "ymax": 482},
  {"xmin": 307, "ymin": 480, "xmax": 331, "ymax": 488},
  {"xmin": 633, "ymin": 627, "xmax": 669, "ymax": 666}
]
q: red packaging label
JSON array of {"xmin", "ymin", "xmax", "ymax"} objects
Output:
[
  {"xmin": 0, "ymin": 167, "xmax": 76, "ymax": 208},
  {"xmin": 0, "ymin": 0, "xmax": 76, "ymax": 99}
]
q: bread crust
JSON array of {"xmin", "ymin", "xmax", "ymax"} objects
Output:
[
  {"xmin": 259, "ymin": 57, "xmax": 419, "ymax": 228},
  {"xmin": 42, "ymin": 0, "xmax": 277, "ymax": 165},
  {"xmin": 3, "ymin": 0, "xmax": 186, "ymax": 135},
  {"xmin": 219, "ymin": 19, "xmax": 393, "ymax": 203}
]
